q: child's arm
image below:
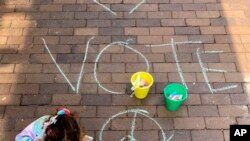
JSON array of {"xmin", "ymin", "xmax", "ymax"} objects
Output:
[
  {"xmin": 15, "ymin": 122, "xmax": 35, "ymax": 141},
  {"xmin": 16, "ymin": 136, "xmax": 33, "ymax": 141},
  {"xmin": 81, "ymin": 135, "xmax": 93, "ymax": 141},
  {"xmin": 15, "ymin": 116, "xmax": 50, "ymax": 141}
]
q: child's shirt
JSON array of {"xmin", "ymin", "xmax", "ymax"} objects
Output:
[{"xmin": 15, "ymin": 115, "xmax": 50, "ymax": 141}]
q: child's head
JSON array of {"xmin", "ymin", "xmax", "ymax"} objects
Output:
[{"xmin": 44, "ymin": 108, "xmax": 85, "ymax": 141}]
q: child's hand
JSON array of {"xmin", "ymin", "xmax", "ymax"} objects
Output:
[{"xmin": 81, "ymin": 135, "xmax": 93, "ymax": 141}]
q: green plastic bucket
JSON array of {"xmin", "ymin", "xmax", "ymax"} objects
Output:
[{"xmin": 163, "ymin": 83, "xmax": 188, "ymax": 111}]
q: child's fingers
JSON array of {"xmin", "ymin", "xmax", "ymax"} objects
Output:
[{"xmin": 82, "ymin": 135, "xmax": 93, "ymax": 141}]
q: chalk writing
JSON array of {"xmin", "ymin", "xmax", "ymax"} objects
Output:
[
  {"xmin": 76, "ymin": 36, "xmax": 95, "ymax": 93},
  {"xmin": 93, "ymin": 0, "xmax": 117, "ymax": 15},
  {"xmin": 203, "ymin": 51, "xmax": 224, "ymax": 54},
  {"xmin": 146, "ymin": 39, "xmax": 238, "ymax": 94},
  {"xmin": 129, "ymin": 0, "xmax": 146, "ymax": 14},
  {"xmin": 146, "ymin": 39, "xmax": 202, "ymax": 89},
  {"xmin": 93, "ymin": 0, "xmax": 146, "ymax": 15},
  {"xmin": 99, "ymin": 109, "xmax": 174, "ymax": 141},
  {"xmin": 170, "ymin": 39, "xmax": 187, "ymax": 89},
  {"xmin": 94, "ymin": 40, "xmax": 149, "ymax": 94},
  {"xmin": 44, "ymin": 36, "xmax": 238, "ymax": 95},
  {"xmin": 196, "ymin": 48, "xmax": 238, "ymax": 94},
  {"xmin": 43, "ymin": 37, "xmax": 149, "ymax": 94},
  {"xmin": 42, "ymin": 37, "xmax": 94, "ymax": 93},
  {"xmin": 145, "ymin": 41, "xmax": 202, "ymax": 47},
  {"xmin": 43, "ymin": 38, "xmax": 76, "ymax": 92}
]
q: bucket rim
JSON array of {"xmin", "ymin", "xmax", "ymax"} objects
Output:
[
  {"xmin": 130, "ymin": 71, "xmax": 154, "ymax": 88},
  {"xmin": 163, "ymin": 83, "xmax": 188, "ymax": 101}
]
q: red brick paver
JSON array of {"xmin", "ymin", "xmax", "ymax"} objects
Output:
[{"xmin": 1, "ymin": 0, "xmax": 250, "ymax": 141}]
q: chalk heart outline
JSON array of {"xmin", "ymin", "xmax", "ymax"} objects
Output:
[{"xmin": 93, "ymin": 0, "xmax": 146, "ymax": 15}]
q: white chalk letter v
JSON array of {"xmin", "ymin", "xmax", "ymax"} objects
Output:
[{"xmin": 42, "ymin": 37, "xmax": 94, "ymax": 94}]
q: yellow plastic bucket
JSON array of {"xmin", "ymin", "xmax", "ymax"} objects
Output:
[{"xmin": 131, "ymin": 72, "xmax": 154, "ymax": 99}]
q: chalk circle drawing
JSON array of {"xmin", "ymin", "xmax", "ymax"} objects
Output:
[
  {"xmin": 99, "ymin": 109, "xmax": 174, "ymax": 141},
  {"xmin": 94, "ymin": 39, "xmax": 150, "ymax": 94},
  {"xmin": 93, "ymin": 0, "xmax": 146, "ymax": 15},
  {"xmin": 43, "ymin": 37, "xmax": 149, "ymax": 94}
]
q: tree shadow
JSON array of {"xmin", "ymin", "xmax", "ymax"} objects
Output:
[{"xmin": 0, "ymin": 0, "xmax": 54, "ymax": 140}]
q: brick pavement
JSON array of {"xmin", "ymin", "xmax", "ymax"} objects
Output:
[{"xmin": 0, "ymin": 0, "xmax": 250, "ymax": 140}]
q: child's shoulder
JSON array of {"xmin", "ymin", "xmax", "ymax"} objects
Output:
[
  {"xmin": 16, "ymin": 115, "xmax": 51, "ymax": 141},
  {"xmin": 33, "ymin": 115, "xmax": 51, "ymax": 138},
  {"xmin": 34, "ymin": 115, "xmax": 50, "ymax": 127}
]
